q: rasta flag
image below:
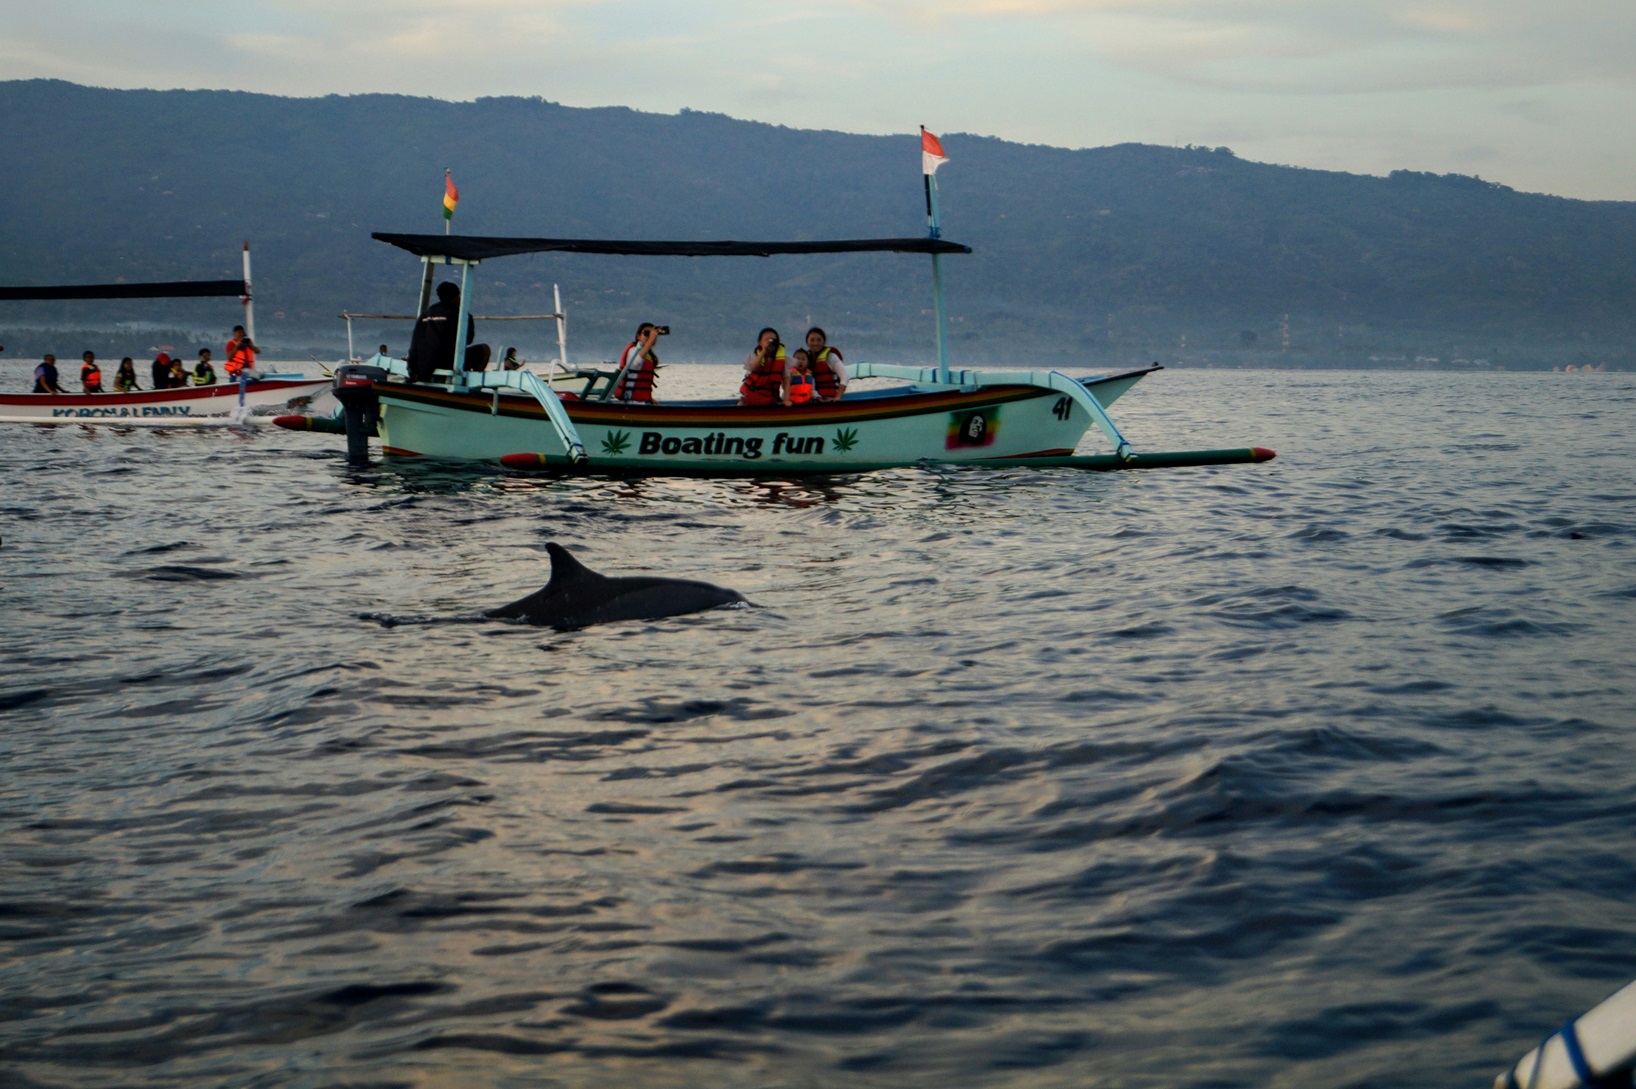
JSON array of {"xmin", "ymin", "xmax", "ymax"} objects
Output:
[{"xmin": 443, "ymin": 170, "xmax": 459, "ymax": 220}]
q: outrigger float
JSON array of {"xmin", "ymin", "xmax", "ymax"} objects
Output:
[
  {"xmin": 0, "ymin": 243, "xmax": 330, "ymax": 425},
  {"xmin": 286, "ymin": 160, "xmax": 1273, "ymax": 474}
]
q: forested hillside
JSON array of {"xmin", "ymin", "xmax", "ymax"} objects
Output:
[{"xmin": 2, "ymin": 79, "xmax": 1633, "ymax": 368}]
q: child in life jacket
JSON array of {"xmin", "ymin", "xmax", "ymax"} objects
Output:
[{"xmin": 784, "ymin": 349, "xmax": 816, "ymax": 405}]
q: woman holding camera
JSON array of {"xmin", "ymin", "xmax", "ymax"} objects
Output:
[
  {"xmin": 738, "ymin": 327, "xmax": 786, "ymax": 407},
  {"xmin": 614, "ymin": 322, "xmax": 664, "ymax": 403}
]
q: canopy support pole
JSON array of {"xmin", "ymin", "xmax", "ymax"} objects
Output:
[
  {"xmin": 451, "ymin": 260, "xmax": 473, "ymax": 379},
  {"xmin": 926, "ymin": 174, "xmax": 952, "ymax": 386}
]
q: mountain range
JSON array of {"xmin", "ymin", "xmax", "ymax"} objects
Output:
[{"xmin": 2, "ymin": 79, "xmax": 1633, "ymax": 370}]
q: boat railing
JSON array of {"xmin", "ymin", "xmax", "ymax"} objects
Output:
[
  {"xmin": 850, "ymin": 363, "xmax": 1135, "ymax": 460},
  {"xmin": 354, "ymin": 353, "xmax": 587, "ymax": 463},
  {"xmin": 545, "ymin": 365, "xmax": 625, "ymax": 401},
  {"xmin": 454, "ymin": 367, "xmax": 588, "ymax": 463}
]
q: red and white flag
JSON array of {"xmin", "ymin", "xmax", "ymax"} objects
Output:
[{"xmin": 921, "ymin": 127, "xmax": 948, "ymax": 175}]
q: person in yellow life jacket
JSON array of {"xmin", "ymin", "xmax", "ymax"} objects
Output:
[
  {"xmin": 784, "ymin": 349, "xmax": 816, "ymax": 405},
  {"xmin": 224, "ymin": 325, "xmax": 263, "ymax": 381},
  {"xmin": 738, "ymin": 327, "xmax": 786, "ymax": 407},
  {"xmin": 613, "ymin": 323, "xmax": 663, "ymax": 403},
  {"xmin": 193, "ymin": 349, "xmax": 217, "ymax": 386},
  {"xmin": 80, "ymin": 351, "xmax": 103, "ymax": 393},
  {"xmin": 168, "ymin": 355, "xmax": 188, "ymax": 388},
  {"xmin": 113, "ymin": 357, "xmax": 140, "ymax": 392},
  {"xmin": 804, "ymin": 327, "xmax": 847, "ymax": 401}
]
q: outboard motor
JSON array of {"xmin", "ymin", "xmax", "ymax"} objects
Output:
[{"xmin": 332, "ymin": 363, "xmax": 388, "ymax": 464}]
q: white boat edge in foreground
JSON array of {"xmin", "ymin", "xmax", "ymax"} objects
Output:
[{"xmin": 1496, "ymin": 978, "xmax": 1636, "ymax": 1089}]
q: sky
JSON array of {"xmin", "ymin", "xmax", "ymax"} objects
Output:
[{"xmin": 2, "ymin": 0, "xmax": 1633, "ymax": 201}]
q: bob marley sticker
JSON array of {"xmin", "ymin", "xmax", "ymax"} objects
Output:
[{"xmin": 946, "ymin": 407, "xmax": 999, "ymax": 449}]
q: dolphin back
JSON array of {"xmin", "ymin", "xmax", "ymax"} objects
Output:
[{"xmin": 483, "ymin": 543, "xmax": 744, "ymax": 629}]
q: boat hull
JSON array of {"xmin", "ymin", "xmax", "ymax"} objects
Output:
[
  {"xmin": 375, "ymin": 375, "xmax": 1146, "ymax": 471},
  {"xmin": 0, "ymin": 378, "xmax": 331, "ymax": 420}
]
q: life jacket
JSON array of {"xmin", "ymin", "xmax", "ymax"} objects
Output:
[
  {"xmin": 114, "ymin": 370, "xmax": 137, "ymax": 392},
  {"xmin": 225, "ymin": 337, "xmax": 255, "ymax": 378},
  {"xmin": 81, "ymin": 362, "xmax": 103, "ymax": 392},
  {"xmin": 739, "ymin": 346, "xmax": 786, "ymax": 406},
  {"xmin": 193, "ymin": 362, "xmax": 217, "ymax": 386},
  {"xmin": 811, "ymin": 346, "xmax": 843, "ymax": 399},
  {"xmin": 614, "ymin": 344, "xmax": 658, "ymax": 402},
  {"xmin": 787, "ymin": 370, "xmax": 815, "ymax": 404}
]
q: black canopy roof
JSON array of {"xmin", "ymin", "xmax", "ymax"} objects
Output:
[
  {"xmin": 372, "ymin": 233, "xmax": 972, "ymax": 261},
  {"xmin": 0, "ymin": 280, "xmax": 248, "ymax": 301}
]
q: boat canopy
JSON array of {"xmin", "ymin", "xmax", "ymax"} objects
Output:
[
  {"xmin": 0, "ymin": 280, "xmax": 247, "ymax": 301},
  {"xmin": 372, "ymin": 233, "xmax": 972, "ymax": 262}
]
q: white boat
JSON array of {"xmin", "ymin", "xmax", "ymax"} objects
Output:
[
  {"xmin": 0, "ymin": 377, "xmax": 332, "ymax": 423},
  {"xmin": 1, "ymin": 243, "xmax": 329, "ymax": 424}
]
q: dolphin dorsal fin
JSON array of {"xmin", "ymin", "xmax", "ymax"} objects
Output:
[{"xmin": 545, "ymin": 542, "xmax": 600, "ymax": 588}]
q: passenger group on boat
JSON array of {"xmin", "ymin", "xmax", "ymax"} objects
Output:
[{"xmin": 26, "ymin": 325, "xmax": 257, "ymax": 394}]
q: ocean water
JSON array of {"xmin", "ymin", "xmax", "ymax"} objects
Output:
[{"xmin": 2, "ymin": 366, "xmax": 1634, "ymax": 1089}]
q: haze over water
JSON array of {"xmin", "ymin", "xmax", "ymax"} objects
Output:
[{"xmin": 2, "ymin": 367, "xmax": 1634, "ymax": 1088}]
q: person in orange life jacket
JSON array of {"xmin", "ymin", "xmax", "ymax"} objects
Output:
[
  {"xmin": 738, "ymin": 327, "xmax": 786, "ymax": 406},
  {"xmin": 193, "ymin": 349, "xmax": 217, "ymax": 386},
  {"xmin": 33, "ymin": 354, "xmax": 65, "ymax": 393},
  {"xmin": 406, "ymin": 281, "xmax": 489, "ymax": 382},
  {"xmin": 80, "ymin": 351, "xmax": 103, "ymax": 393},
  {"xmin": 784, "ymin": 350, "xmax": 816, "ymax": 405},
  {"xmin": 804, "ymin": 327, "xmax": 847, "ymax": 401},
  {"xmin": 614, "ymin": 323, "xmax": 664, "ymax": 403},
  {"xmin": 224, "ymin": 325, "xmax": 264, "ymax": 381}
]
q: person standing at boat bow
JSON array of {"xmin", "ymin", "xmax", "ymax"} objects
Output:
[
  {"xmin": 738, "ymin": 328, "xmax": 786, "ymax": 407},
  {"xmin": 613, "ymin": 323, "xmax": 663, "ymax": 403},
  {"xmin": 224, "ymin": 326, "xmax": 264, "ymax": 382}
]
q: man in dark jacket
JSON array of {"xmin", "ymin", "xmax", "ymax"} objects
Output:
[
  {"xmin": 32, "ymin": 354, "xmax": 65, "ymax": 393},
  {"xmin": 406, "ymin": 281, "xmax": 488, "ymax": 382}
]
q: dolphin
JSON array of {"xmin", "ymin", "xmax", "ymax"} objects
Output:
[{"xmin": 483, "ymin": 543, "xmax": 746, "ymax": 630}]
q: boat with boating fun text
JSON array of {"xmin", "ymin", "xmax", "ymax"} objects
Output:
[{"xmin": 294, "ymin": 131, "xmax": 1275, "ymax": 474}]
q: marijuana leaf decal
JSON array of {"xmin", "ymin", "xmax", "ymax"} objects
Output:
[
  {"xmin": 833, "ymin": 427, "xmax": 859, "ymax": 453},
  {"xmin": 601, "ymin": 429, "xmax": 631, "ymax": 455}
]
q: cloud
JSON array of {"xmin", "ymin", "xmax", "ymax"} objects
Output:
[{"xmin": 846, "ymin": 0, "xmax": 1636, "ymax": 95}]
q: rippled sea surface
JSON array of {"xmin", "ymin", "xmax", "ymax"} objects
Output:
[{"xmin": 3, "ymin": 367, "xmax": 1634, "ymax": 1089}]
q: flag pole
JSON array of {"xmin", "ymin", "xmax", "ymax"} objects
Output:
[{"xmin": 923, "ymin": 127, "xmax": 952, "ymax": 385}]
